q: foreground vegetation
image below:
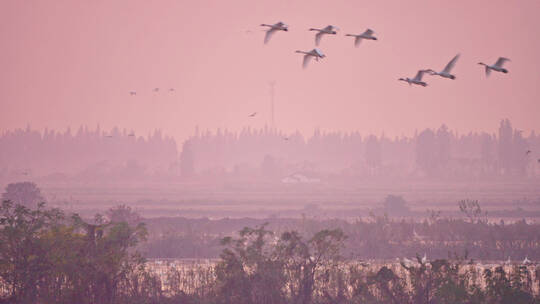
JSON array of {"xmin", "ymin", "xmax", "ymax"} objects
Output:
[{"xmin": 2, "ymin": 201, "xmax": 540, "ymax": 303}]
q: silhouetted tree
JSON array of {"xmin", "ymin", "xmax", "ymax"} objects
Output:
[{"xmin": 1, "ymin": 182, "xmax": 44, "ymax": 209}]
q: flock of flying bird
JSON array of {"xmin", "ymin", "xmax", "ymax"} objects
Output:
[{"xmin": 260, "ymin": 21, "xmax": 512, "ymax": 85}]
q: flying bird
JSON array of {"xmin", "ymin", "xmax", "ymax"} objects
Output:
[
  {"xmin": 425, "ymin": 54, "xmax": 460, "ymax": 79},
  {"xmin": 260, "ymin": 21, "xmax": 288, "ymax": 44},
  {"xmin": 248, "ymin": 112, "xmax": 257, "ymax": 117},
  {"xmin": 399, "ymin": 70, "xmax": 428, "ymax": 87},
  {"xmin": 478, "ymin": 57, "xmax": 510, "ymax": 77},
  {"xmin": 526, "ymin": 150, "xmax": 531, "ymax": 155},
  {"xmin": 129, "ymin": 91, "xmax": 137, "ymax": 96},
  {"xmin": 128, "ymin": 133, "xmax": 135, "ymax": 137},
  {"xmin": 169, "ymin": 88, "xmax": 175, "ymax": 92},
  {"xmin": 309, "ymin": 25, "xmax": 338, "ymax": 46},
  {"xmin": 153, "ymin": 88, "xmax": 160, "ymax": 92},
  {"xmin": 295, "ymin": 48, "xmax": 326, "ymax": 69},
  {"xmin": 345, "ymin": 29, "xmax": 377, "ymax": 47},
  {"xmin": 283, "ymin": 137, "xmax": 289, "ymax": 141}
]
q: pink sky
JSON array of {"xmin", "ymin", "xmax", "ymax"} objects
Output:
[{"xmin": 1, "ymin": 0, "xmax": 539, "ymax": 143}]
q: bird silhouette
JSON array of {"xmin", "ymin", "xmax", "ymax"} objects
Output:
[
  {"xmin": 425, "ymin": 54, "xmax": 460, "ymax": 80},
  {"xmin": 129, "ymin": 91, "xmax": 137, "ymax": 96},
  {"xmin": 248, "ymin": 112, "xmax": 257, "ymax": 117},
  {"xmin": 345, "ymin": 29, "xmax": 377, "ymax": 47},
  {"xmin": 478, "ymin": 57, "xmax": 510, "ymax": 77},
  {"xmin": 260, "ymin": 21, "xmax": 288, "ymax": 44},
  {"xmin": 399, "ymin": 70, "xmax": 429, "ymax": 87},
  {"xmin": 153, "ymin": 88, "xmax": 160, "ymax": 92},
  {"xmin": 309, "ymin": 25, "xmax": 339, "ymax": 46},
  {"xmin": 295, "ymin": 48, "xmax": 326, "ymax": 69}
]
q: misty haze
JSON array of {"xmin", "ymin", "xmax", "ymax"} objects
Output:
[{"xmin": 1, "ymin": 0, "xmax": 540, "ymax": 303}]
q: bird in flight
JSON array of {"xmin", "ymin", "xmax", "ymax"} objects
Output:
[
  {"xmin": 128, "ymin": 133, "xmax": 135, "ymax": 137},
  {"xmin": 399, "ymin": 70, "xmax": 429, "ymax": 87},
  {"xmin": 295, "ymin": 48, "xmax": 326, "ymax": 69},
  {"xmin": 478, "ymin": 57, "xmax": 510, "ymax": 77},
  {"xmin": 260, "ymin": 21, "xmax": 288, "ymax": 44},
  {"xmin": 129, "ymin": 91, "xmax": 137, "ymax": 96},
  {"xmin": 309, "ymin": 25, "xmax": 339, "ymax": 46},
  {"xmin": 426, "ymin": 54, "xmax": 460, "ymax": 80},
  {"xmin": 345, "ymin": 29, "xmax": 377, "ymax": 47},
  {"xmin": 248, "ymin": 112, "xmax": 257, "ymax": 117},
  {"xmin": 153, "ymin": 88, "xmax": 160, "ymax": 92},
  {"xmin": 169, "ymin": 88, "xmax": 175, "ymax": 92},
  {"xmin": 283, "ymin": 137, "xmax": 289, "ymax": 141},
  {"xmin": 526, "ymin": 150, "xmax": 532, "ymax": 155}
]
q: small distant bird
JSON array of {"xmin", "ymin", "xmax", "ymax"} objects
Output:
[
  {"xmin": 309, "ymin": 25, "xmax": 339, "ymax": 46},
  {"xmin": 478, "ymin": 57, "xmax": 510, "ymax": 77},
  {"xmin": 399, "ymin": 70, "xmax": 428, "ymax": 87},
  {"xmin": 169, "ymin": 88, "xmax": 175, "ymax": 92},
  {"xmin": 21, "ymin": 171, "xmax": 29, "ymax": 176},
  {"xmin": 425, "ymin": 54, "xmax": 460, "ymax": 80},
  {"xmin": 537, "ymin": 158, "xmax": 540, "ymax": 163},
  {"xmin": 153, "ymin": 88, "xmax": 160, "ymax": 92},
  {"xmin": 128, "ymin": 133, "xmax": 135, "ymax": 137},
  {"xmin": 345, "ymin": 29, "xmax": 377, "ymax": 47},
  {"xmin": 421, "ymin": 253, "xmax": 428, "ymax": 264},
  {"xmin": 413, "ymin": 229, "xmax": 426, "ymax": 241},
  {"xmin": 248, "ymin": 112, "xmax": 257, "ymax": 117},
  {"xmin": 283, "ymin": 137, "xmax": 289, "ymax": 141},
  {"xmin": 129, "ymin": 91, "xmax": 137, "ymax": 96},
  {"xmin": 295, "ymin": 48, "xmax": 326, "ymax": 69},
  {"xmin": 526, "ymin": 150, "xmax": 531, "ymax": 155},
  {"xmin": 260, "ymin": 21, "xmax": 288, "ymax": 44}
]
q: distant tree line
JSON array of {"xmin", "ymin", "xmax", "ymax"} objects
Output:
[
  {"xmin": 0, "ymin": 125, "xmax": 177, "ymax": 181},
  {"xmin": 184, "ymin": 119, "xmax": 540, "ymax": 179},
  {"xmin": 2, "ymin": 119, "xmax": 540, "ymax": 182}
]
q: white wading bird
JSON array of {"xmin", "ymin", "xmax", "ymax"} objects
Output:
[
  {"xmin": 295, "ymin": 48, "xmax": 326, "ymax": 69},
  {"xmin": 309, "ymin": 25, "xmax": 338, "ymax": 46},
  {"xmin": 399, "ymin": 70, "xmax": 428, "ymax": 87},
  {"xmin": 426, "ymin": 54, "xmax": 460, "ymax": 79},
  {"xmin": 345, "ymin": 29, "xmax": 377, "ymax": 47},
  {"xmin": 478, "ymin": 57, "xmax": 510, "ymax": 77},
  {"xmin": 260, "ymin": 21, "xmax": 288, "ymax": 44}
]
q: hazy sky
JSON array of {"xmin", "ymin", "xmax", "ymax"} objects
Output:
[{"xmin": 1, "ymin": 0, "xmax": 539, "ymax": 143}]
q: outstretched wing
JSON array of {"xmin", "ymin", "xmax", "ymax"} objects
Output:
[
  {"xmin": 362, "ymin": 29, "xmax": 374, "ymax": 36},
  {"xmin": 354, "ymin": 36, "xmax": 362, "ymax": 47},
  {"xmin": 264, "ymin": 28, "xmax": 277, "ymax": 44},
  {"xmin": 302, "ymin": 54, "xmax": 312, "ymax": 69},
  {"xmin": 442, "ymin": 54, "xmax": 460, "ymax": 73},
  {"xmin": 323, "ymin": 25, "xmax": 333, "ymax": 32},
  {"xmin": 315, "ymin": 32, "xmax": 323, "ymax": 46},
  {"xmin": 494, "ymin": 57, "xmax": 510, "ymax": 68},
  {"xmin": 485, "ymin": 66, "xmax": 491, "ymax": 77},
  {"xmin": 413, "ymin": 70, "xmax": 425, "ymax": 81}
]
